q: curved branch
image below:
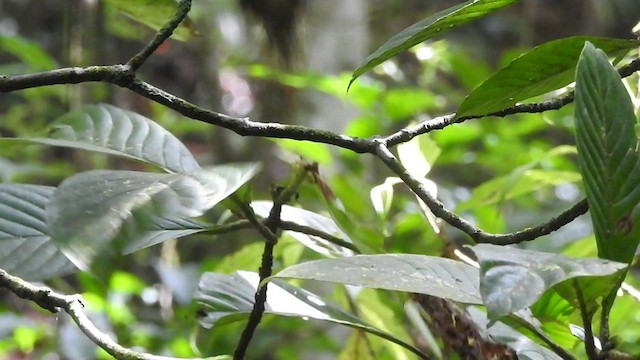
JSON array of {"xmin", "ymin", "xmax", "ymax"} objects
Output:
[
  {"xmin": 375, "ymin": 143, "xmax": 588, "ymax": 245},
  {"xmin": 0, "ymin": 66, "xmax": 373, "ymax": 154},
  {"xmin": 0, "ymin": 268, "xmax": 211, "ymax": 360}
]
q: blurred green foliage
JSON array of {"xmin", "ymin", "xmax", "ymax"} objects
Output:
[{"xmin": 1, "ymin": 1, "xmax": 640, "ymax": 359}]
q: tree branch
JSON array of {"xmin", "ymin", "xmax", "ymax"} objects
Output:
[
  {"xmin": 374, "ymin": 142, "xmax": 588, "ymax": 245},
  {"xmin": 233, "ymin": 165, "xmax": 307, "ymax": 359},
  {"xmin": 382, "ymin": 57, "xmax": 640, "ymax": 147},
  {"xmin": 0, "ymin": 268, "xmax": 212, "ymax": 360},
  {"xmin": 126, "ymin": 0, "xmax": 192, "ymax": 71},
  {"xmin": 0, "ymin": 67, "xmax": 373, "ymax": 154}
]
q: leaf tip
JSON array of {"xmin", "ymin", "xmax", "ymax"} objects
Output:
[{"xmin": 346, "ymin": 77, "xmax": 356, "ymax": 93}]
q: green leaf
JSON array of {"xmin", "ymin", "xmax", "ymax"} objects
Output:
[
  {"xmin": 103, "ymin": 0, "xmax": 192, "ymax": 41},
  {"xmin": 0, "ymin": 35, "xmax": 57, "ymax": 71},
  {"xmin": 456, "ymin": 169, "xmax": 581, "ymax": 211},
  {"xmin": 272, "ymin": 255, "xmax": 482, "ymax": 304},
  {"xmin": 467, "ymin": 307, "xmax": 563, "ymax": 360},
  {"xmin": 348, "ymin": 0, "xmax": 520, "ymax": 89},
  {"xmin": 119, "ymin": 214, "xmax": 210, "ymax": 254},
  {"xmin": 0, "ymin": 184, "xmax": 76, "ymax": 280},
  {"xmin": 457, "ymin": 37, "xmax": 639, "ymax": 118},
  {"xmin": 8, "ymin": 104, "xmax": 200, "ymax": 174},
  {"xmin": 382, "ymin": 88, "xmax": 436, "ymax": 121},
  {"xmin": 574, "ymin": 42, "xmax": 640, "ymax": 263},
  {"xmin": 273, "ymin": 139, "xmax": 332, "ymax": 165},
  {"xmin": 195, "ymin": 271, "xmax": 428, "ymax": 358},
  {"xmin": 251, "ymin": 201, "xmax": 354, "ymax": 257},
  {"xmin": 472, "ymin": 244, "xmax": 626, "ymax": 319},
  {"xmin": 47, "ymin": 164, "xmax": 259, "ymax": 269}
]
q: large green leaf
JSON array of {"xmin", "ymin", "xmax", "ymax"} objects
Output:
[
  {"xmin": 7, "ymin": 104, "xmax": 200, "ymax": 174},
  {"xmin": 472, "ymin": 244, "xmax": 626, "ymax": 319},
  {"xmin": 348, "ymin": 0, "xmax": 520, "ymax": 89},
  {"xmin": 195, "ymin": 271, "xmax": 428, "ymax": 358},
  {"xmin": 103, "ymin": 0, "xmax": 192, "ymax": 41},
  {"xmin": 272, "ymin": 255, "xmax": 482, "ymax": 304},
  {"xmin": 574, "ymin": 42, "xmax": 640, "ymax": 263},
  {"xmin": 47, "ymin": 164, "xmax": 259, "ymax": 269},
  {"xmin": 251, "ymin": 201, "xmax": 354, "ymax": 257},
  {"xmin": 456, "ymin": 37, "xmax": 639, "ymax": 118},
  {"xmin": 0, "ymin": 184, "xmax": 76, "ymax": 280}
]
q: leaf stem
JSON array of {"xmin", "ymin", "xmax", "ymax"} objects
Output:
[
  {"xmin": 574, "ymin": 279, "xmax": 598, "ymax": 359},
  {"xmin": 233, "ymin": 164, "xmax": 309, "ymax": 359}
]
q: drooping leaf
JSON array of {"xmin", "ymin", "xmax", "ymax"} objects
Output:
[
  {"xmin": 8, "ymin": 104, "xmax": 200, "ymax": 174},
  {"xmin": 0, "ymin": 184, "xmax": 76, "ymax": 280},
  {"xmin": 467, "ymin": 307, "xmax": 563, "ymax": 360},
  {"xmin": 251, "ymin": 201, "xmax": 354, "ymax": 257},
  {"xmin": 195, "ymin": 271, "xmax": 428, "ymax": 358},
  {"xmin": 472, "ymin": 244, "xmax": 626, "ymax": 319},
  {"xmin": 47, "ymin": 164, "xmax": 259, "ymax": 269},
  {"xmin": 272, "ymin": 255, "xmax": 482, "ymax": 304},
  {"xmin": 119, "ymin": 214, "xmax": 211, "ymax": 254},
  {"xmin": 348, "ymin": 0, "xmax": 520, "ymax": 89},
  {"xmin": 103, "ymin": 0, "xmax": 193, "ymax": 41},
  {"xmin": 456, "ymin": 37, "xmax": 639, "ymax": 118},
  {"xmin": 574, "ymin": 42, "xmax": 640, "ymax": 263}
]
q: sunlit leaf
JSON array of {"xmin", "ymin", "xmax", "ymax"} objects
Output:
[
  {"xmin": 103, "ymin": 0, "xmax": 193, "ymax": 41},
  {"xmin": 273, "ymin": 255, "xmax": 482, "ymax": 304},
  {"xmin": 195, "ymin": 271, "xmax": 428, "ymax": 358},
  {"xmin": 472, "ymin": 244, "xmax": 626, "ymax": 319},
  {"xmin": 457, "ymin": 37, "xmax": 638, "ymax": 117},
  {"xmin": 456, "ymin": 169, "xmax": 581, "ymax": 211},
  {"xmin": 0, "ymin": 184, "xmax": 76, "ymax": 280},
  {"xmin": 273, "ymin": 139, "xmax": 332, "ymax": 165},
  {"xmin": 397, "ymin": 133, "xmax": 441, "ymax": 178},
  {"xmin": 8, "ymin": 104, "xmax": 200, "ymax": 174},
  {"xmin": 349, "ymin": 0, "xmax": 520, "ymax": 89},
  {"xmin": 575, "ymin": 42, "xmax": 640, "ymax": 263},
  {"xmin": 383, "ymin": 89, "xmax": 436, "ymax": 121}
]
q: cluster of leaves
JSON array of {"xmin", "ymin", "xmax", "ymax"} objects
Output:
[{"xmin": 1, "ymin": 0, "xmax": 640, "ymax": 359}]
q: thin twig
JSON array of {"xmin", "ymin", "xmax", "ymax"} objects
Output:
[
  {"xmin": 280, "ymin": 220, "xmax": 360, "ymax": 253},
  {"xmin": 205, "ymin": 218, "xmax": 358, "ymax": 253},
  {"xmin": 382, "ymin": 57, "xmax": 640, "ymax": 147},
  {"xmin": 510, "ymin": 314, "xmax": 576, "ymax": 360},
  {"xmin": 574, "ymin": 279, "xmax": 598, "ymax": 359},
  {"xmin": 375, "ymin": 142, "xmax": 589, "ymax": 245},
  {"xmin": 232, "ymin": 201, "xmax": 279, "ymax": 360},
  {"xmin": 233, "ymin": 166, "xmax": 308, "ymax": 359},
  {"xmin": 126, "ymin": 0, "xmax": 192, "ymax": 71}
]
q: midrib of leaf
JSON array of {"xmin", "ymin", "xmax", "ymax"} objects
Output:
[{"xmin": 575, "ymin": 43, "xmax": 640, "ymax": 262}]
